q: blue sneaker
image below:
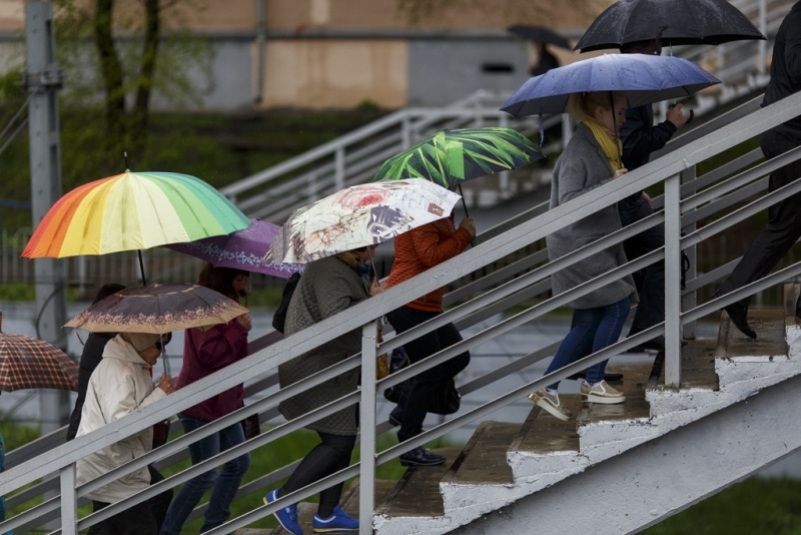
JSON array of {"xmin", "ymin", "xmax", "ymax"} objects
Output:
[
  {"xmin": 312, "ymin": 504, "xmax": 359, "ymax": 532},
  {"xmin": 263, "ymin": 489, "xmax": 302, "ymax": 535}
]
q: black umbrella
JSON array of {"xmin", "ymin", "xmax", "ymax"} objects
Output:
[
  {"xmin": 574, "ymin": 0, "xmax": 765, "ymax": 53},
  {"xmin": 508, "ymin": 24, "xmax": 572, "ymax": 50}
]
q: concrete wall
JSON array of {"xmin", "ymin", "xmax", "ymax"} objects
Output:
[
  {"xmin": 258, "ymin": 39, "xmax": 407, "ymax": 109},
  {"xmin": 407, "ymin": 39, "xmax": 529, "ymax": 107}
]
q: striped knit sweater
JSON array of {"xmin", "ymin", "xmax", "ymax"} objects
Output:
[{"xmin": 386, "ymin": 217, "xmax": 473, "ymax": 313}]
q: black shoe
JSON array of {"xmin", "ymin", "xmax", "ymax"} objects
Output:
[
  {"xmin": 399, "ymin": 447, "xmax": 446, "ymax": 467},
  {"xmin": 567, "ymin": 371, "xmax": 624, "ymax": 382},
  {"xmin": 388, "ymin": 406, "xmax": 402, "ymax": 427},
  {"xmin": 724, "ymin": 302, "xmax": 757, "ymax": 339}
]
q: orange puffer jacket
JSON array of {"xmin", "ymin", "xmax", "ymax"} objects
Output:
[{"xmin": 386, "ymin": 217, "xmax": 472, "ymax": 313}]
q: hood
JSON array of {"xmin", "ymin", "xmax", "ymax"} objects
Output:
[{"xmin": 102, "ymin": 335, "xmax": 151, "ymax": 367}]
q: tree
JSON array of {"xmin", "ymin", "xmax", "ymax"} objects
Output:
[{"xmin": 56, "ymin": 0, "xmax": 208, "ymax": 164}]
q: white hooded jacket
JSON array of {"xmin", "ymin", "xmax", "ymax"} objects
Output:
[{"xmin": 75, "ymin": 335, "xmax": 166, "ymax": 503}]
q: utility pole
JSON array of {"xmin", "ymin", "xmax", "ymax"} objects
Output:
[{"xmin": 25, "ymin": 2, "xmax": 70, "ymax": 437}]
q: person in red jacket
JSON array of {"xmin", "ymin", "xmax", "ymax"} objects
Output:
[
  {"xmin": 385, "ymin": 213, "xmax": 476, "ymax": 466},
  {"xmin": 160, "ymin": 264, "xmax": 252, "ymax": 535}
]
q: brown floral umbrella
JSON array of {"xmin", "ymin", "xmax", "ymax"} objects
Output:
[
  {"xmin": 0, "ymin": 315, "xmax": 78, "ymax": 392},
  {"xmin": 65, "ymin": 284, "xmax": 249, "ymax": 334}
]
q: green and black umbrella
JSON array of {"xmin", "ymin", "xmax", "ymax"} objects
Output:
[{"xmin": 374, "ymin": 127, "xmax": 543, "ymax": 216}]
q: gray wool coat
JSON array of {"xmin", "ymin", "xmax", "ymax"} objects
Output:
[
  {"xmin": 278, "ymin": 255, "xmax": 370, "ymax": 436},
  {"xmin": 546, "ymin": 122, "xmax": 637, "ymax": 309}
]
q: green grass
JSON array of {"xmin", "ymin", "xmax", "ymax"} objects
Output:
[{"xmin": 642, "ymin": 477, "xmax": 801, "ymax": 535}]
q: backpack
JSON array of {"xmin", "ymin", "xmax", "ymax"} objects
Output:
[{"xmin": 272, "ymin": 272, "xmax": 301, "ymax": 333}]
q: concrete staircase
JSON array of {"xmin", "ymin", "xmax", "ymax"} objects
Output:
[{"xmin": 364, "ymin": 283, "xmax": 801, "ymax": 535}]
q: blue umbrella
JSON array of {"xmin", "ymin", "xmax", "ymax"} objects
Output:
[{"xmin": 501, "ymin": 53, "xmax": 720, "ymax": 117}]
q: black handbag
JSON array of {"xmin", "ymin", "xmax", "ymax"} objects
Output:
[{"xmin": 383, "ymin": 347, "xmax": 461, "ymax": 416}]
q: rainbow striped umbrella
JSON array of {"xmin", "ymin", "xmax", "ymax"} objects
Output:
[{"xmin": 22, "ymin": 171, "xmax": 250, "ymax": 259}]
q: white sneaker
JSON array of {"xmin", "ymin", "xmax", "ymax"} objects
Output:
[
  {"xmin": 528, "ymin": 389, "xmax": 571, "ymax": 421},
  {"xmin": 581, "ymin": 380, "xmax": 626, "ymax": 404}
]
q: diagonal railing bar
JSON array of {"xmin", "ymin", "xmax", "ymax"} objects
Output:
[
  {"xmin": 684, "ymin": 178, "xmax": 768, "ymax": 226},
  {"xmin": 4, "ymin": 89, "xmax": 798, "ymax": 501}
]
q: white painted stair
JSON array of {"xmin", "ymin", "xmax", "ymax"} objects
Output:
[{"xmin": 373, "ymin": 284, "xmax": 801, "ymax": 535}]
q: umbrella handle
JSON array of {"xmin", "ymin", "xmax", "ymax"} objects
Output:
[
  {"xmin": 138, "ymin": 250, "xmax": 147, "ymax": 286},
  {"xmin": 456, "ymin": 184, "xmax": 477, "ymax": 247}
]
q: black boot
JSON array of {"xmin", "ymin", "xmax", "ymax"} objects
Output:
[{"xmin": 712, "ymin": 289, "xmax": 756, "ymax": 339}]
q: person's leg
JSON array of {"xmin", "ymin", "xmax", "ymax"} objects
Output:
[
  {"xmin": 315, "ymin": 433, "xmax": 357, "ymax": 517},
  {"xmin": 100, "ymin": 499, "xmax": 160, "ymax": 535},
  {"xmin": 159, "ymin": 415, "xmax": 220, "ymax": 535},
  {"xmin": 718, "ymin": 131, "xmax": 801, "ymax": 305},
  {"xmin": 199, "ymin": 422, "xmax": 251, "ymax": 532},
  {"xmin": 281, "ymin": 433, "xmax": 356, "ymax": 502},
  {"xmin": 585, "ymin": 298, "xmax": 631, "ymax": 385},
  {"xmin": 146, "ymin": 466, "xmax": 173, "ymax": 532},
  {"xmin": 89, "ymin": 501, "xmax": 108, "ymax": 535},
  {"xmin": 543, "ymin": 308, "xmax": 603, "ymax": 390},
  {"xmin": 398, "ymin": 321, "xmax": 470, "ymax": 442}
]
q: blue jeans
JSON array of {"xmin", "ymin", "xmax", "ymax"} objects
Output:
[
  {"xmin": 545, "ymin": 297, "xmax": 630, "ymax": 390},
  {"xmin": 160, "ymin": 415, "xmax": 250, "ymax": 535}
]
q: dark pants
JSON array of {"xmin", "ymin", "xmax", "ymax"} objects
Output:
[
  {"xmin": 281, "ymin": 432, "xmax": 356, "ymax": 518},
  {"xmin": 718, "ymin": 125, "xmax": 801, "ymax": 305},
  {"xmin": 386, "ymin": 306, "xmax": 471, "ymax": 442},
  {"xmin": 91, "ymin": 466, "xmax": 172, "ymax": 535},
  {"xmin": 618, "ymin": 194, "xmax": 666, "ymax": 335}
]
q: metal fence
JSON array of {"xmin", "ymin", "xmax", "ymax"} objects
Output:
[{"xmin": 0, "ymin": 85, "xmax": 799, "ymax": 535}]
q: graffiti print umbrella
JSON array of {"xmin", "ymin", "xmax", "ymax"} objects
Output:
[
  {"xmin": 574, "ymin": 0, "xmax": 765, "ymax": 52},
  {"xmin": 264, "ymin": 179, "xmax": 462, "ymax": 264},
  {"xmin": 166, "ymin": 218, "xmax": 303, "ymax": 278},
  {"xmin": 0, "ymin": 315, "xmax": 78, "ymax": 392}
]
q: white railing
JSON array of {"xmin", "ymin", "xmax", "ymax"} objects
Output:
[{"xmin": 0, "ymin": 87, "xmax": 799, "ymax": 535}]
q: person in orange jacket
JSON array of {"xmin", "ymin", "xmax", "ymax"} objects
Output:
[{"xmin": 385, "ymin": 212, "xmax": 476, "ymax": 466}]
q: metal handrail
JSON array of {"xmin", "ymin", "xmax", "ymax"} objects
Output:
[{"xmin": 3, "ymin": 90, "xmax": 801, "ymax": 534}]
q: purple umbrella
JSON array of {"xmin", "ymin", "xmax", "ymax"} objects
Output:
[{"xmin": 167, "ymin": 219, "xmax": 303, "ymax": 278}]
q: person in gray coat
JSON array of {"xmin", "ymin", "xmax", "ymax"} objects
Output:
[
  {"xmin": 529, "ymin": 90, "xmax": 638, "ymax": 422},
  {"xmin": 264, "ymin": 246, "xmax": 383, "ymax": 535}
]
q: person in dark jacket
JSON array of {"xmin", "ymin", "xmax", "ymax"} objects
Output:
[
  {"xmin": 530, "ymin": 42, "xmax": 559, "ymax": 77},
  {"xmin": 264, "ymin": 247, "xmax": 383, "ymax": 535},
  {"xmin": 713, "ymin": 1, "xmax": 801, "ymax": 338},
  {"xmin": 160, "ymin": 264, "xmax": 251, "ymax": 535},
  {"xmin": 66, "ymin": 283, "xmax": 126, "ymax": 442},
  {"xmin": 617, "ymin": 39, "xmax": 688, "ymax": 352}
]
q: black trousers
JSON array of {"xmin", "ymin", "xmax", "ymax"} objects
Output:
[
  {"xmin": 386, "ymin": 306, "xmax": 470, "ymax": 442},
  {"xmin": 90, "ymin": 466, "xmax": 172, "ymax": 535},
  {"xmin": 282, "ymin": 432, "xmax": 356, "ymax": 518},
  {"xmin": 618, "ymin": 194, "xmax": 667, "ymax": 335},
  {"xmin": 718, "ymin": 125, "xmax": 801, "ymax": 305}
]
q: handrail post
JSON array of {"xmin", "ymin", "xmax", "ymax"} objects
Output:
[
  {"xmin": 335, "ymin": 147, "xmax": 346, "ymax": 191},
  {"xmin": 758, "ymin": 0, "xmax": 767, "ymax": 76},
  {"xmin": 681, "ymin": 166, "xmax": 698, "ymax": 340},
  {"xmin": 665, "ymin": 173, "xmax": 682, "ymax": 387},
  {"xmin": 359, "ymin": 321, "xmax": 378, "ymax": 535},
  {"xmin": 401, "ymin": 115, "xmax": 411, "ymax": 150},
  {"xmin": 60, "ymin": 463, "xmax": 77, "ymax": 535}
]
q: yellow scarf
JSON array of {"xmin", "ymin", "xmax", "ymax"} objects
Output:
[
  {"xmin": 336, "ymin": 250, "xmax": 365, "ymax": 269},
  {"xmin": 582, "ymin": 119, "xmax": 623, "ymax": 173}
]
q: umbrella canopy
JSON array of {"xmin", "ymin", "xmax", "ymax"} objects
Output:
[
  {"xmin": 65, "ymin": 283, "xmax": 249, "ymax": 334},
  {"xmin": 166, "ymin": 218, "xmax": 303, "ymax": 278},
  {"xmin": 265, "ymin": 179, "xmax": 461, "ymax": 264},
  {"xmin": 0, "ymin": 323, "xmax": 78, "ymax": 392},
  {"xmin": 574, "ymin": 0, "xmax": 765, "ymax": 52},
  {"xmin": 374, "ymin": 127, "xmax": 543, "ymax": 188},
  {"xmin": 22, "ymin": 171, "xmax": 250, "ymax": 258},
  {"xmin": 507, "ymin": 24, "xmax": 572, "ymax": 50},
  {"xmin": 501, "ymin": 53, "xmax": 720, "ymax": 117}
]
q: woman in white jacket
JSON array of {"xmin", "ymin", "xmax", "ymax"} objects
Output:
[{"xmin": 76, "ymin": 332, "xmax": 175, "ymax": 535}]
